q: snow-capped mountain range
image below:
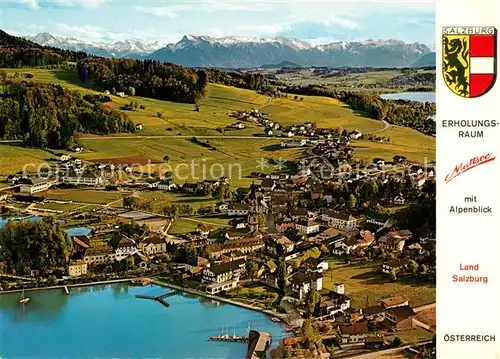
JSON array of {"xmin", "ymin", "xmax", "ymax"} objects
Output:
[{"xmin": 26, "ymin": 32, "xmax": 432, "ymax": 68}]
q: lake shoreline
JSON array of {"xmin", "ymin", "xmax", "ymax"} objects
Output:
[{"xmin": 0, "ymin": 276, "xmax": 291, "ymax": 326}]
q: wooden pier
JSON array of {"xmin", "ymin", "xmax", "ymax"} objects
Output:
[
  {"xmin": 63, "ymin": 286, "xmax": 69, "ymax": 295},
  {"xmin": 135, "ymin": 290, "xmax": 182, "ymax": 308}
]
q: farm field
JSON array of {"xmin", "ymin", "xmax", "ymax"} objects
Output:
[
  {"xmin": 273, "ymin": 68, "xmax": 436, "ymax": 92},
  {"xmin": 169, "ymin": 216, "xmax": 230, "ymax": 234},
  {"xmin": 2, "ymin": 68, "xmax": 384, "ymax": 135},
  {"xmin": 323, "ymin": 259, "xmax": 435, "ymax": 308},
  {"xmin": 0, "ymin": 143, "xmax": 55, "ymax": 176},
  {"xmin": 33, "ymin": 188, "xmax": 123, "ymax": 205},
  {"xmin": 78, "ymin": 137, "xmax": 302, "ymax": 187},
  {"xmin": 0, "ymin": 67, "xmax": 435, "ymax": 178},
  {"xmin": 352, "ymin": 126, "xmax": 436, "ymax": 163}
]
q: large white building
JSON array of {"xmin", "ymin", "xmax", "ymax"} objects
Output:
[
  {"xmin": 322, "ymin": 211, "xmax": 357, "ymax": 230},
  {"xmin": 61, "ymin": 172, "xmax": 104, "ymax": 186},
  {"xmin": 19, "ymin": 178, "xmax": 53, "ymax": 195}
]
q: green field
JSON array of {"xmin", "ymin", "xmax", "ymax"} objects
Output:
[
  {"xmin": 0, "ymin": 67, "xmax": 435, "ymax": 177},
  {"xmin": 273, "ymin": 68, "xmax": 436, "ymax": 93},
  {"xmin": 169, "ymin": 216, "xmax": 230, "ymax": 234},
  {"xmin": 0, "ymin": 143, "xmax": 56, "ymax": 176},
  {"xmin": 323, "ymin": 259, "xmax": 435, "ymax": 309},
  {"xmin": 34, "ymin": 188, "xmax": 123, "ymax": 205},
  {"xmin": 352, "ymin": 126, "xmax": 436, "ymax": 163}
]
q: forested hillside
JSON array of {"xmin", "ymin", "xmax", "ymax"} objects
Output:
[
  {"xmin": 77, "ymin": 58, "xmax": 208, "ymax": 103},
  {"xmin": 0, "ymin": 78, "xmax": 135, "ymax": 148},
  {"xmin": 0, "ymin": 29, "xmax": 87, "ymax": 67}
]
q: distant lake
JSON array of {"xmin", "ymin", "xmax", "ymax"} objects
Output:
[
  {"xmin": 381, "ymin": 92, "xmax": 436, "ymax": 103},
  {"xmin": 0, "ymin": 215, "xmax": 41, "ymax": 229},
  {"xmin": 66, "ymin": 227, "xmax": 92, "ymax": 236},
  {"xmin": 0, "ymin": 283, "xmax": 286, "ymax": 359}
]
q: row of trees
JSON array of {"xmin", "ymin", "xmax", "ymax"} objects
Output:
[
  {"xmin": 77, "ymin": 58, "xmax": 208, "ymax": 103},
  {"xmin": 203, "ymin": 69, "xmax": 271, "ymax": 91},
  {"xmin": 279, "ymin": 84, "xmax": 436, "ymax": 135},
  {"xmin": 0, "ymin": 220, "xmax": 72, "ymax": 275},
  {"xmin": 0, "ymin": 79, "xmax": 135, "ymax": 148}
]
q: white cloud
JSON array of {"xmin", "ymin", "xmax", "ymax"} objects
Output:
[
  {"xmin": 49, "ymin": 21, "xmax": 104, "ymax": 40},
  {"xmin": 135, "ymin": 1, "xmax": 269, "ymax": 18},
  {"xmin": 11, "ymin": 0, "xmax": 105, "ymax": 9}
]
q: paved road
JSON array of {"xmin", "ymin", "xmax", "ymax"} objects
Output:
[
  {"xmin": 364, "ymin": 120, "xmax": 391, "ymax": 135},
  {"xmin": 80, "ymin": 135, "xmax": 279, "ymax": 140},
  {"xmin": 346, "ymin": 345, "xmax": 412, "ymax": 359},
  {"xmin": 414, "ymin": 302, "xmax": 436, "ymax": 313}
]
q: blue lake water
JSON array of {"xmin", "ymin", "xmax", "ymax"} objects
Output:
[
  {"xmin": 0, "ymin": 215, "xmax": 41, "ymax": 228},
  {"xmin": 381, "ymin": 92, "xmax": 436, "ymax": 103},
  {"xmin": 66, "ymin": 227, "xmax": 92, "ymax": 236},
  {"xmin": 0, "ymin": 283, "xmax": 286, "ymax": 359}
]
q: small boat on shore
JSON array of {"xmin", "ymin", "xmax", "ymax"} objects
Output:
[
  {"xmin": 271, "ymin": 317, "xmax": 281, "ymax": 323},
  {"xmin": 19, "ymin": 289, "xmax": 30, "ymax": 304}
]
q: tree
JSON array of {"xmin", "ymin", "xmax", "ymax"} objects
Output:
[
  {"xmin": 347, "ymin": 194, "xmax": 357, "ymax": 209},
  {"xmin": 305, "ymin": 284, "xmax": 320, "ymax": 317},
  {"xmin": 419, "ymin": 263, "xmax": 429, "ymax": 276},
  {"xmin": 392, "ymin": 337, "xmax": 402, "ymax": 347},
  {"xmin": 277, "ymin": 259, "xmax": 287, "ymax": 297},
  {"xmin": 258, "ymin": 212, "xmax": 266, "ymax": 231},
  {"xmin": 408, "ymin": 260, "xmax": 419, "ymax": 276},
  {"xmin": 246, "ymin": 261, "xmax": 259, "ymax": 281},
  {"xmin": 302, "ymin": 318, "xmax": 321, "ymax": 348},
  {"xmin": 127, "ymin": 86, "xmax": 136, "ymax": 96},
  {"xmin": 0, "ymin": 220, "xmax": 72, "ymax": 275}
]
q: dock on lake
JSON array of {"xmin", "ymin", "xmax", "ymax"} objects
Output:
[{"xmin": 135, "ymin": 290, "xmax": 182, "ymax": 308}]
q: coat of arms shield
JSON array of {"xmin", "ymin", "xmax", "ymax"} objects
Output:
[{"xmin": 442, "ymin": 26, "xmax": 497, "ymax": 98}]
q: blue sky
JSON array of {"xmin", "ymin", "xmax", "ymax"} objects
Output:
[{"xmin": 2, "ymin": 0, "xmax": 436, "ymax": 48}]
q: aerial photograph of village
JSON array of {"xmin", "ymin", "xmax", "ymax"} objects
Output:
[{"xmin": 0, "ymin": 1, "xmax": 436, "ymax": 358}]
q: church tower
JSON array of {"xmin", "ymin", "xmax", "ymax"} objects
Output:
[{"xmin": 247, "ymin": 183, "xmax": 260, "ymax": 234}]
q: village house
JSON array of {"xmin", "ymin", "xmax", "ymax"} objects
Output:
[
  {"xmin": 61, "ymin": 171, "xmax": 105, "ymax": 187},
  {"xmin": 380, "ymin": 295, "xmax": 409, "ymax": 309},
  {"xmin": 317, "ymin": 284, "xmax": 351, "ymax": 317},
  {"xmin": 19, "ymin": 177, "xmax": 53, "ymax": 195},
  {"xmin": 218, "ymin": 203, "xmax": 229, "ymax": 212},
  {"xmin": 227, "ymin": 203, "xmax": 249, "ymax": 216},
  {"xmin": 302, "ymin": 257, "xmax": 329, "ymax": 273},
  {"xmin": 267, "ymin": 235, "xmax": 295, "ymax": 254},
  {"xmin": 382, "ymin": 259, "xmax": 410, "ymax": 275},
  {"xmin": 202, "ymin": 259, "xmax": 245, "ymax": 294},
  {"xmin": 84, "ymin": 245, "xmax": 116, "ymax": 265},
  {"xmin": 221, "ymin": 236, "xmax": 265, "ymax": 255},
  {"xmin": 295, "ymin": 220, "xmax": 320, "ymax": 235},
  {"xmin": 346, "ymin": 230, "xmax": 375, "ymax": 252},
  {"xmin": 288, "ymin": 271, "xmax": 323, "ymax": 301},
  {"xmin": 186, "ymin": 256, "xmax": 210, "ymax": 271},
  {"xmin": 264, "ymin": 129, "xmax": 273, "ymax": 136},
  {"xmin": 138, "ymin": 236, "xmax": 167, "ymax": 256},
  {"xmin": 115, "ymin": 236, "xmax": 138, "ymax": 260},
  {"xmin": 182, "ymin": 183, "xmax": 198, "ymax": 193},
  {"xmin": 385, "ymin": 305, "xmax": 416, "ymax": 330},
  {"xmin": 280, "ymin": 139, "xmax": 307, "ymax": 147},
  {"xmin": 232, "ymin": 122, "xmax": 245, "ymax": 129},
  {"xmin": 338, "ymin": 322, "xmax": 369, "ymax": 344},
  {"xmin": 57, "ymin": 153, "xmax": 71, "ymax": 162},
  {"xmin": 135, "ymin": 123, "xmax": 143, "ymax": 130},
  {"xmin": 312, "ymin": 227, "xmax": 341, "ymax": 243},
  {"xmin": 290, "ymin": 208, "xmax": 308, "ymax": 220},
  {"xmin": 72, "ymin": 235, "xmax": 91, "ymax": 256},
  {"xmin": 393, "ymin": 195, "xmax": 405, "ymax": 205},
  {"xmin": 378, "ymin": 230, "xmax": 412, "ymax": 252},
  {"xmin": 362, "ymin": 305, "xmax": 387, "ymax": 322},
  {"xmin": 67, "ymin": 259, "xmax": 87, "ymax": 277},
  {"xmin": 322, "ymin": 211, "xmax": 357, "ymax": 230}
]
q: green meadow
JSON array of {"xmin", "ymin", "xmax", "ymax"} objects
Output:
[{"xmin": 0, "ymin": 67, "xmax": 435, "ymax": 177}]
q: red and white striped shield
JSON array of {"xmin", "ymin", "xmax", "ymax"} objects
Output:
[{"xmin": 442, "ymin": 26, "xmax": 497, "ymax": 98}]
